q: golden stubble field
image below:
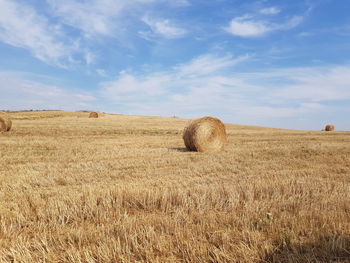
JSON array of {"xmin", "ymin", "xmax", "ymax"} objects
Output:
[{"xmin": 0, "ymin": 111, "xmax": 349, "ymax": 263}]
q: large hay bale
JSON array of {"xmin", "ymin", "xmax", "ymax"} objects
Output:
[
  {"xmin": 325, "ymin": 124, "xmax": 334, "ymax": 131},
  {"xmin": 0, "ymin": 112, "xmax": 11, "ymax": 132},
  {"xmin": 183, "ymin": 116, "xmax": 227, "ymax": 153},
  {"xmin": 89, "ymin": 111, "xmax": 98, "ymax": 118}
]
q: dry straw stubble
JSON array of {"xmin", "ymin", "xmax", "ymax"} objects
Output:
[
  {"xmin": 325, "ymin": 124, "xmax": 335, "ymax": 131},
  {"xmin": 1, "ymin": 111, "xmax": 350, "ymax": 263},
  {"xmin": 183, "ymin": 116, "xmax": 227, "ymax": 153},
  {"xmin": 89, "ymin": 112, "xmax": 98, "ymax": 118}
]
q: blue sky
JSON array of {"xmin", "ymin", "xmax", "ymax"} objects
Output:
[{"xmin": 1, "ymin": 0, "xmax": 350, "ymax": 130}]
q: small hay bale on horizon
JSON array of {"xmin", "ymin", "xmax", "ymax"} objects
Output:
[
  {"xmin": 325, "ymin": 124, "xmax": 335, "ymax": 131},
  {"xmin": 0, "ymin": 117, "xmax": 6, "ymax": 132},
  {"xmin": 89, "ymin": 112, "xmax": 99, "ymax": 118},
  {"xmin": 0, "ymin": 112, "xmax": 12, "ymax": 132},
  {"xmin": 183, "ymin": 116, "xmax": 227, "ymax": 153}
]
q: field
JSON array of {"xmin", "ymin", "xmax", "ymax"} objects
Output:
[{"xmin": 0, "ymin": 111, "xmax": 349, "ymax": 263}]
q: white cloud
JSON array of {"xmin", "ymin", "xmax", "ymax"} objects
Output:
[
  {"xmin": 84, "ymin": 52, "xmax": 96, "ymax": 65},
  {"xmin": 96, "ymin": 69, "xmax": 108, "ymax": 77},
  {"xmin": 260, "ymin": 7, "xmax": 280, "ymax": 15},
  {"xmin": 225, "ymin": 15, "xmax": 303, "ymax": 37},
  {"xmin": 237, "ymin": 103, "xmax": 325, "ymax": 119},
  {"xmin": 47, "ymin": 0, "xmax": 125, "ymax": 37},
  {"xmin": 47, "ymin": 0, "xmax": 188, "ymax": 38},
  {"xmin": 171, "ymin": 0, "xmax": 190, "ymax": 7},
  {"xmin": 2, "ymin": 54, "xmax": 349, "ymax": 129},
  {"xmin": 0, "ymin": 0, "xmax": 76, "ymax": 66},
  {"xmin": 0, "ymin": 72, "xmax": 95, "ymax": 110},
  {"xmin": 283, "ymin": 16, "xmax": 303, "ymax": 30},
  {"xmin": 270, "ymin": 66, "xmax": 350, "ymax": 101},
  {"xmin": 141, "ymin": 17, "xmax": 187, "ymax": 39},
  {"xmin": 98, "ymin": 54, "xmax": 261, "ymax": 118},
  {"xmin": 298, "ymin": 31, "xmax": 314, "ymax": 37},
  {"xmin": 225, "ymin": 15, "xmax": 271, "ymax": 37},
  {"xmin": 175, "ymin": 54, "xmax": 249, "ymax": 76},
  {"xmin": 0, "ymin": 0, "xmax": 191, "ymax": 66},
  {"xmin": 100, "ymin": 54, "xmax": 251, "ymax": 102},
  {"xmin": 99, "ymin": 54, "xmax": 350, "ymax": 127},
  {"xmin": 101, "ymin": 72, "xmax": 171, "ymax": 99},
  {"xmin": 138, "ymin": 30, "xmax": 155, "ymax": 41}
]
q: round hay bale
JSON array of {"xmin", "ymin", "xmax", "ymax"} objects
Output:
[
  {"xmin": 0, "ymin": 116, "xmax": 7, "ymax": 132},
  {"xmin": 325, "ymin": 124, "xmax": 334, "ymax": 131},
  {"xmin": 183, "ymin": 116, "xmax": 227, "ymax": 153},
  {"xmin": 0, "ymin": 112, "xmax": 11, "ymax": 132},
  {"xmin": 89, "ymin": 111, "xmax": 98, "ymax": 118},
  {"xmin": 6, "ymin": 119, "xmax": 12, "ymax": 131}
]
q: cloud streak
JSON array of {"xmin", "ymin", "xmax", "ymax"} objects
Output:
[
  {"xmin": 260, "ymin": 7, "xmax": 280, "ymax": 15},
  {"xmin": 225, "ymin": 14, "xmax": 303, "ymax": 37},
  {"xmin": 47, "ymin": 0, "xmax": 189, "ymax": 38},
  {"xmin": 0, "ymin": 72, "xmax": 95, "ymax": 111},
  {"xmin": 99, "ymin": 53, "xmax": 350, "ymax": 128},
  {"xmin": 100, "ymin": 54, "xmax": 251, "ymax": 104},
  {"xmin": 141, "ymin": 16, "xmax": 187, "ymax": 39},
  {"xmin": 47, "ymin": 0, "xmax": 127, "ymax": 37},
  {"xmin": 0, "ymin": 0, "xmax": 78, "ymax": 66},
  {"xmin": 269, "ymin": 66, "xmax": 350, "ymax": 101},
  {"xmin": 0, "ymin": 0, "xmax": 192, "ymax": 66}
]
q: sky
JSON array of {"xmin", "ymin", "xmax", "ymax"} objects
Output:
[{"xmin": 0, "ymin": 0, "xmax": 350, "ymax": 130}]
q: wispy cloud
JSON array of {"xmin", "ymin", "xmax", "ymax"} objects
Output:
[
  {"xmin": 225, "ymin": 15, "xmax": 271, "ymax": 37},
  {"xmin": 163, "ymin": 0, "xmax": 190, "ymax": 7},
  {"xmin": 96, "ymin": 69, "xmax": 108, "ymax": 77},
  {"xmin": 2, "ymin": 52, "xmax": 349, "ymax": 129},
  {"xmin": 260, "ymin": 7, "xmax": 280, "ymax": 15},
  {"xmin": 0, "ymin": 0, "xmax": 190, "ymax": 66},
  {"xmin": 0, "ymin": 0, "xmax": 77, "ymax": 66},
  {"xmin": 175, "ymin": 54, "xmax": 249, "ymax": 76},
  {"xmin": 99, "ymin": 53, "xmax": 350, "ymax": 127},
  {"xmin": 101, "ymin": 71, "xmax": 170, "ymax": 98},
  {"xmin": 225, "ymin": 14, "xmax": 303, "ymax": 37},
  {"xmin": 47, "ymin": 0, "xmax": 126, "ymax": 37},
  {"xmin": 269, "ymin": 66, "xmax": 350, "ymax": 101},
  {"xmin": 141, "ymin": 16, "xmax": 187, "ymax": 39},
  {"xmin": 101, "ymin": 54, "xmax": 250, "ymax": 98},
  {"xmin": 84, "ymin": 52, "xmax": 96, "ymax": 65},
  {"xmin": 47, "ymin": 0, "xmax": 189, "ymax": 38},
  {"xmin": 0, "ymin": 71, "xmax": 95, "ymax": 110}
]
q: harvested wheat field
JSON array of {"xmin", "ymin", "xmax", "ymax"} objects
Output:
[{"xmin": 0, "ymin": 111, "xmax": 349, "ymax": 263}]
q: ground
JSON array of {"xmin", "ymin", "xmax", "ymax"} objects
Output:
[{"xmin": 0, "ymin": 111, "xmax": 349, "ymax": 263}]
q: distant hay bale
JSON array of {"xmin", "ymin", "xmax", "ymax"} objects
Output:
[
  {"xmin": 325, "ymin": 124, "xmax": 334, "ymax": 131},
  {"xmin": 183, "ymin": 116, "xmax": 227, "ymax": 153},
  {"xmin": 0, "ymin": 117, "xmax": 6, "ymax": 132},
  {"xmin": 6, "ymin": 119, "xmax": 12, "ymax": 131},
  {"xmin": 0, "ymin": 112, "xmax": 11, "ymax": 132},
  {"xmin": 89, "ymin": 112, "xmax": 98, "ymax": 118}
]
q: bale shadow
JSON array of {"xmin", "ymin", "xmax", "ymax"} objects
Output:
[
  {"xmin": 168, "ymin": 147, "xmax": 190, "ymax": 152},
  {"xmin": 261, "ymin": 235, "xmax": 350, "ymax": 263}
]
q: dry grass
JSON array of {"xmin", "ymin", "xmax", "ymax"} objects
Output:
[{"xmin": 0, "ymin": 111, "xmax": 349, "ymax": 263}]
